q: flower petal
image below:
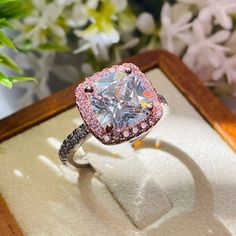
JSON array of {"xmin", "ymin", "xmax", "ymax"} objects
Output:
[
  {"xmin": 209, "ymin": 30, "xmax": 230, "ymax": 43},
  {"xmin": 175, "ymin": 12, "xmax": 192, "ymax": 27},
  {"xmin": 161, "ymin": 3, "xmax": 171, "ymax": 20},
  {"xmin": 137, "ymin": 12, "xmax": 155, "ymax": 35},
  {"xmin": 212, "ymin": 68, "xmax": 224, "ymax": 81},
  {"xmin": 199, "ymin": 7, "xmax": 212, "ymax": 22},
  {"xmin": 192, "ymin": 20, "xmax": 205, "ymax": 41},
  {"xmin": 216, "ymin": 9, "xmax": 232, "ymax": 29},
  {"xmin": 111, "ymin": 0, "xmax": 127, "ymax": 12}
]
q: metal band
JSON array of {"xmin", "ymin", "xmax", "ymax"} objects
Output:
[
  {"xmin": 58, "ymin": 123, "xmax": 145, "ymax": 168},
  {"xmin": 59, "ymin": 123, "xmax": 92, "ymax": 168}
]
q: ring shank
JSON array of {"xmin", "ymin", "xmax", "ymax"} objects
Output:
[{"xmin": 59, "ymin": 123, "xmax": 91, "ymax": 168}]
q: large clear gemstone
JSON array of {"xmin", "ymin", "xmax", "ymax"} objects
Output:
[{"xmin": 90, "ymin": 71, "xmax": 152, "ymax": 129}]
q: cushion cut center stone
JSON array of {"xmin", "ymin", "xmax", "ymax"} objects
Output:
[{"xmin": 90, "ymin": 70, "xmax": 152, "ymax": 129}]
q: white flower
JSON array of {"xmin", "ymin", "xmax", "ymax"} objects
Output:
[
  {"xmin": 178, "ymin": 0, "xmax": 236, "ymax": 29},
  {"xmin": 212, "ymin": 52, "xmax": 236, "ymax": 84},
  {"xmin": 192, "ymin": 60, "xmax": 216, "ymax": 84},
  {"xmin": 73, "ymin": 0, "xmax": 129, "ymax": 60},
  {"xmin": 14, "ymin": 51, "xmax": 78, "ymax": 106},
  {"xmin": 111, "ymin": 0, "xmax": 127, "ymax": 12},
  {"xmin": 81, "ymin": 63, "xmax": 93, "ymax": 76},
  {"xmin": 117, "ymin": 9, "xmax": 136, "ymax": 33},
  {"xmin": 183, "ymin": 20, "xmax": 230, "ymax": 68},
  {"xmin": 160, "ymin": 2, "xmax": 192, "ymax": 55},
  {"xmin": 66, "ymin": 2, "xmax": 89, "ymax": 28},
  {"xmin": 56, "ymin": 0, "xmax": 77, "ymax": 5},
  {"xmin": 121, "ymin": 37, "xmax": 139, "ymax": 49},
  {"xmin": 74, "ymin": 28, "xmax": 119, "ymax": 60},
  {"xmin": 226, "ymin": 31, "xmax": 236, "ymax": 54},
  {"xmin": 200, "ymin": 0, "xmax": 236, "ymax": 29},
  {"xmin": 16, "ymin": 0, "xmax": 67, "ymax": 48},
  {"xmin": 66, "ymin": 0, "xmax": 100, "ymax": 28},
  {"xmin": 14, "ymin": 52, "xmax": 55, "ymax": 106},
  {"xmin": 137, "ymin": 12, "xmax": 155, "ymax": 35}
]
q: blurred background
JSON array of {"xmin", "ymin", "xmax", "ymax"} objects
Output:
[{"xmin": 0, "ymin": 0, "xmax": 236, "ymax": 118}]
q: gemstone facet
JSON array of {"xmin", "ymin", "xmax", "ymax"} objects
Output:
[
  {"xmin": 90, "ymin": 70, "xmax": 152, "ymax": 130},
  {"xmin": 76, "ymin": 63, "xmax": 163, "ymax": 144}
]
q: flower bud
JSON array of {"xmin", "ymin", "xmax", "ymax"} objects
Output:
[{"xmin": 137, "ymin": 12, "xmax": 155, "ymax": 35}]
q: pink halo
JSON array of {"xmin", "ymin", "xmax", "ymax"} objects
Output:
[{"xmin": 75, "ymin": 63, "xmax": 163, "ymax": 145}]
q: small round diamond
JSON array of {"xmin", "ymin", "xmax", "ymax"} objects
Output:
[
  {"xmin": 155, "ymin": 107, "xmax": 163, "ymax": 117},
  {"xmin": 132, "ymin": 127, "xmax": 139, "ymax": 134},
  {"xmin": 141, "ymin": 122, "xmax": 147, "ymax": 129},
  {"xmin": 148, "ymin": 118, "xmax": 155, "ymax": 126},
  {"xmin": 94, "ymin": 126, "xmax": 103, "ymax": 134},
  {"xmin": 103, "ymin": 135, "xmax": 110, "ymax": 142},
  {"xmin": 123, "ymin": 130, "xmax": 129, "ymax": 138}
]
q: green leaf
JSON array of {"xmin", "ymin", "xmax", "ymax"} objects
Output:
[
  {"xmin": 0, "ymin": 18, "xmax": 13, "ymax": 28},
  {"xmin": 0, "ymin": 76, "xmax": 12, "ymax": 88},
  {"xmin": 0, "ymin": 0, "xmax": 16, "ymax": 3},
  {"xmin": 0, "ymin": 71, "xmax": 36, "ymax": 88},
  {"xmin": 0, "ymin": 0, "xmax": 32, "ymax": 20},
  {"xmin": 8, "ymin": 76, "xmax": 36, "ymax": 83},
  {"xmin": 39, "ymin": 43, "xmax": 70, "ymax": 51},
  {"xmin": 0, "ymin": 30, "xmax": 16, "ymax": 49},
  {"xmin": 0, "ymin": 71, "xmax": 12, "ymax": 88},
  {"xmin": 0, "ymin": 53, "xmax": 22, "ymax": 72}
]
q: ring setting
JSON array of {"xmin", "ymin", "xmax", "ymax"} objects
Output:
[
  {"xmin": 76, "ymin": 63, "xmax": 163, "ymax": 144},
  {"xmin": 59, "ymin": 63, "xmax": 167, "ymax": 167}
]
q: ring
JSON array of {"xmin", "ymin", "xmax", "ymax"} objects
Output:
[{"xmin": 59, "ymin": 63, "xmax": 168, "ymax": 168}]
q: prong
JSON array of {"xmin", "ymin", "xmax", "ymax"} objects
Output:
[
  {"xmin": 106, "ymin": 123, "xmax": 113, "ymax": 133},
  {"xmin": 84, "ymin": 85, "xmax": 94, "ymax": 93},
  {"xmin": 147, "ymin": 103, "xmax": 153, "ymax": 111},
  {"xmin": 125, "ymin": 67, "xmax": 132, "ymax": 74}
]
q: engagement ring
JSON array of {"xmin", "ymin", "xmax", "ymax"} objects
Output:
[{"xmin": 59, "ymin": 63, "xmax": 168, "ymax": 168}]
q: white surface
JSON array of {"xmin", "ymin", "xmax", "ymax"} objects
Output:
[
  {"xmin": 86, "ymin": 143, "xmax": 172, "ymax": 229},
  {"xmin": 0, "ymin": 69, "xmax": 236, "ymax": 235}
]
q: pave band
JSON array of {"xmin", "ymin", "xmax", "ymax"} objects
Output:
[
  {"xmin": 58, "ymin": 123, "xmax": 145, "ymax": 168},
  {"xmin": 59, "ymin": 123, "xmax": 91, "ymax": 168}
]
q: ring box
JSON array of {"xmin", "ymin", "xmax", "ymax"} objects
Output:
[{"xmin": 0, "ymin": 50, "xmax": 236, "ymax": 236}]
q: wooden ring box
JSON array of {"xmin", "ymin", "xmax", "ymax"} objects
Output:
[{"xmin": 0, "ymin": 50, "xmax": 236, "ymax": 235}]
